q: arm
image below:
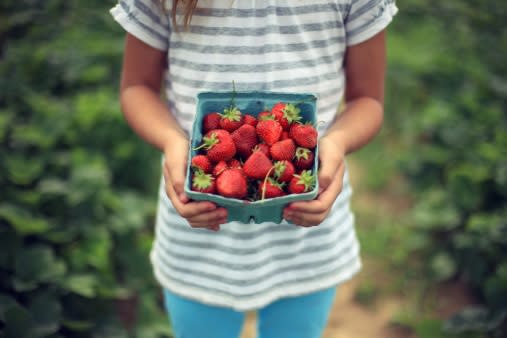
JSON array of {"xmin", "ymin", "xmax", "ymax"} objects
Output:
[
  {"xmin": 284, "ymin": 30, "xmax": 386, "ymax": 226},
  {"xmin": 119, "ymin": 33, "xmax": 227, "ymax": 230}
]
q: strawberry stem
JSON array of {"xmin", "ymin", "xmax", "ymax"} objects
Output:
[{"xmin": 261, "ymin": 165, "xmax": 276, "ymax": 200}]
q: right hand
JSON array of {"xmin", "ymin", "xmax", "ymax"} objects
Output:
[{"xmin": 163, "ymin": 135, "xmax": 228, "ymax": 231}]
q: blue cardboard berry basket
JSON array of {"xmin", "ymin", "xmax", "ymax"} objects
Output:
[{"xmin": 184, "ymin": 91, "xmax": 319, "ymax": 224}]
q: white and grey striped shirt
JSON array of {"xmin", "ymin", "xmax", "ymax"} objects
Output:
[{"xmin": 111, "ymin": 0, "xmax": 397, "ymax": 311}]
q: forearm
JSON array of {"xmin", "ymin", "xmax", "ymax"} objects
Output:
[
  {"xmin": 120, "ymin": 85, "xmax": 187, "ymax": 152},
  {"xmin": 323, "ymin": 97, "xmax": 384, "ymax": 154}
]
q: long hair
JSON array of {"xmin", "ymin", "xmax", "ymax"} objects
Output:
[{"xmin": 161, "ymin": 0, "xmax": 198, "ymax": 30}]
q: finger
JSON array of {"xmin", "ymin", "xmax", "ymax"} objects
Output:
[
  {"xmin": 165, "ymin": 179, "xmax": 217, "ymax": 218},
  {"xmin": 164, "ymin": 156, "xmax": 188, "ymax": 203},
  {"xmin": 187, "ymin": 207, "xmax": 228, "ymax": 226},
  {"xmin": 317, "ymin": 157, "xmax": 343, "ymax": 193},
  {"xmin": 284, "ymin": 210, "xmax": 323, "ymax": 227},
  {"xmin": 289, "ymin": 169, "xmax": 344, "ymax": 213}
]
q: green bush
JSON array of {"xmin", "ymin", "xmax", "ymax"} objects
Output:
[
  {"xmin": 387, "ymin": 1, "xmax": 507, "ymax": 336},
  {"xmin": 0, "ymin": 2, "xmax": 170, "ymax": 337}
]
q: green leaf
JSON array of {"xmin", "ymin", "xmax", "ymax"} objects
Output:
[
  {"xmin": 61, "ymin": 275, "xmax": 97, "ymax": 298},
  {"xmin": 0, "ymin": 229, "xmax": 20, "ymax": 269},
  {"xmin": 0, "ymin": 294, "xmax": 18, "ymax": 322},
  {"xmin": 28, "ymin": 293, "xmax": 62, "ymax": 336},
  {"xmin": 0, "ymin": 203, "xmax": 52, "ymax": 235},
  {"xmin": 4, "ymin": 154, "xmax": 45, "ymax": 185},
  {"xmin": 3, "ymin": 303, "xmax": 34, "ymax": 338},
  {"xmin": 443, "ymin": 306, "xmax": 507, "ymax": 333},
  {"xmin": 431, "ymin": 252, "xmax": 457, "ymax": 281},
  {"xmin": 14, "ymin": 245, "xmax": 66, "ymax": 286},
  {"xmin": 61, "ymin": 319, "xmax": 94, "ymax": 331},
  {"xmin": 0, "ymin": 109, "xmax": 14, "ymax": 140}
]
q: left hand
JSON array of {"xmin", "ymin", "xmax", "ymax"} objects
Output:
[{"xmin": 283, "ymin": 135, "xmax": 346, "ymax": 227}]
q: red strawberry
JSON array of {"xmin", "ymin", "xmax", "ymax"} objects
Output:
[
  {"xmin": 271, "ymin": 102, "xmax": 302, "ymax": 131},
  {"xmin": 231, "ymin": 124, "xmax": 258, "ymax": 159},
  {"xmin": 253, "ymin": 143, "xmax": 271, "ymax": 158},
  {"xmin": 219, "ymin": 106, "xmax": 244, "ymax": 132},
  {"xmin": 191, "ymin": 154, "xmax": 213, "ymax": 174},
  {"xmin": 257, "ymin": 111, "xmax": 273, "ymax": 121},
  {"xmin": 256, "ymin": 119, "xmax": 282, "ymax": 146},
  {"xmin": 289, "ymin": 122, "xmax": 318, "ymax": 149},
  {"xmin": 216, "ymin": 168, "xmax": 247, "ymax": 199},
  {"xmin": 243, "ymin": 151, "xmax": 273, "ymax": 180},
  {"xmin": 293, "ymin": 147, "xmax": 314, "ymax": 170},
  {"xmin": 203, "ymin": 112, "xmax": 221, "ymax": 133},
  {"xmin": 280, "ymin": 131, "xmax": 290, "ymax": 140},
  {"xmin": 243, "ymin": 114, "xmax": 258, "ymax": 127},
  {"xmin": 272, "ymin": 160, "xmax": 295, "ymax": 183},
  {"xmin": 288, "ymin": 170, "xmax": 315, "ymax": 194},
  {"xmin": 228, "ymin": 158, "xmax": 242, "ymax": 170},
  {"xmin": 270, "ymin": 138, "xmax": 296, "ymax": 161},
  {"xmin": 197, "ymin": 129, "xmax": 236, "ymax": 163},
  {"xmin": 259, "ymin": 178, "xmax": 286, "ymax": 199},
  {"xmin": 191, "ymin": 171, "xmax": 216, "ymax": 194},
  {"xmin": 213, "ymin": 160, "xmax": 228, "ymax": 177}
]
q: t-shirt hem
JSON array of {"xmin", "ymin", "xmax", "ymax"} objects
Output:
[
  {"xmin": 346, "ymin": 3, "xmax": 399, "ymax": 46},
  {"xmin": 110, "ymin": 5, "xmax": 167, "ymax": 51},
  {"xmin": 150, "ymin": 250, "xmax": 362, "ymax": 312}
]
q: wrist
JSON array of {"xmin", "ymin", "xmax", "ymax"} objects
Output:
[{"xmin": 321, "ymin": 131, "xmax": 348, "ymax": 155}]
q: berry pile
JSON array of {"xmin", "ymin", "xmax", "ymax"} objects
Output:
[{"xmin": 190, "ymin": 102, "xmax": 318, "ymax": 201}]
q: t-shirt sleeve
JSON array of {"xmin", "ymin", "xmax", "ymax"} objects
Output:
[
  {"xmin": 345, "ymin": 0, "xmax": 398, "ymax": 46},
  {"xmin": 110, "ymin": 0, "xmax": 170, "ymax": 51}
]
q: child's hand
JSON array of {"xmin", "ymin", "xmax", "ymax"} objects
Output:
[
  {"xmin": 283, "ymin": 136, "xmax": 345, "ymax": 227},
  {"xmin": 163, "ymin": 136, "xmax": 228, "ymax": 231}
]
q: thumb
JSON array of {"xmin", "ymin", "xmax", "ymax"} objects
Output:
[
  {"xmin": 167, "ymin": 159, "xmax": 189, "ymax": 204},
  {"xmin": 317, "ymin": 155, "xmax": 339, "ymax": 194}
]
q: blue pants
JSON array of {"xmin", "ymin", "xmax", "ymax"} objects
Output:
[{"xmin": 163, "ymin": 287, "xmax": 337, "ymax": 338}]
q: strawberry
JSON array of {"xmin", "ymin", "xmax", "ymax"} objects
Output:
[
  {"xmin": 271, "ymin": 102, "xmax": 302, "ymax": 131},
  {"xmin": 253, "ymin": 143, "xmax": 271, "ymax": 158},
  {"xmin": 293, "ymin": 147, "xmax": 314, "ymax": 170},
  {"xmin": 243, "ymin": 114, "xmax": 258, "ymax": 127},
  {"xmin": 219, "ymin": 106, "xmax": 244, "ymax": 132},
  {"xmin": 288, "ymin": 170, "xmax": 315, "ymax": 194},
  {"xmin": 216, "ymin": 168, "xmax": 247, "ymax": 199},
  {"xmin": 259, "ymin": 178, "xmax": 286, "ymax": 199},
  {"xmin": 243, "ymin": 150, "xmax": 273, "ymax": 180},
  {"xmin": 203, "ymin": 112, "xmax": 221, "ymax": 133},
  {"xmin": 231, "ymin": 124, "xmax": 258, "ymax": 159},
  {"xmin": 270, "ymin": 138, "xmax": 296, "ymax": 161},
  {"xmin": 228, "ymin": 158, "xmax": 242, "ymax": 170},
  {"xmin": 213, "ymin": 160, "xmax": 228, "ymax": 177},
  {"xmin": 272, "ymin": 160, "xmax": 295, "ymax": 183},
  {"xmin": 289, "ymin": 122, "xmax": 318, "ymax": 149},
  {"xmin": 191, "ymin": 154, "xmax": 213, "ymax": 174},
  {"xmin": 256, "ymin": 119, "xmax": 282, "ymax": 146},
  {"xmin": 280, "ymin": 131, "xmax": 290, "ymax": 140},
  {"xmin": 257, "ymin": 111, "xmax": 273, "ymax": 121},
  {"xmin": 191, "ymin": 171, "xmax": 216, "ymax": 194},
  {"xmin": 197, "ymin": 129, "xmax": 236, "ymax": 163}
]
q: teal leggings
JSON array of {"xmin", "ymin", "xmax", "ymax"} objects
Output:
[{"xmin": 163, "ymin": 287, "xmax": 337, "ymax": 338}]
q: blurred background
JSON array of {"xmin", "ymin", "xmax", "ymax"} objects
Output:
[{"xmin": 0, "ymin": 1, "xmax": 505, "ymax": 338}]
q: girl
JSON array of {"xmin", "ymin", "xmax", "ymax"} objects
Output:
[{"xmin": 111, "ymin": 1, "xmax": 397, "ymax": 337}]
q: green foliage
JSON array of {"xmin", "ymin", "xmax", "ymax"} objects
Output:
[
  {"xmin": 387, "ymin": 1, "xmax": 507, "ymax": 336},
  {"xmin": 0, "ymin": 1, "xmax": 169, "ymax": 337}
]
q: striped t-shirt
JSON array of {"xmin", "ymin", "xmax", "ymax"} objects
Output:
[{"xmin": 111, "ymin": 0, "xmax": 397, "ymax": 311}]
